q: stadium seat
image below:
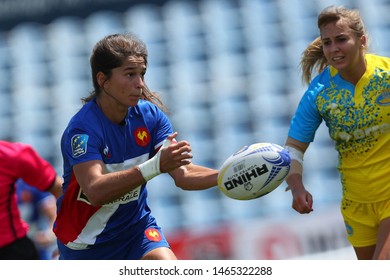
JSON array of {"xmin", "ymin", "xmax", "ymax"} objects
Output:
[
  {"xmin": 84, "ymin": 10, "xmax": 125, "ymax": 50},
  {"xmin": 8, "ymin": 22, "xmax": 48, "ymax": 65},
  {"xmin": 163, "ymin": 0, "xmax": 206, "ymax": 61},
  {"xmin": 46, "ymin": 16, "xmax": 87, "ymax": 58}
]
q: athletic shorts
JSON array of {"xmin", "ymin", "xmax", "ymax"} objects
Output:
[
  {"xmin": 341, "ymin": 197, "xmax": 390, "ymax": 247},
  {"xmin": 57, "ymin": 216, "xmax": 170, "ymax": 260},
  {"xmin": 0, "ymin": 236, "xmax": 40, "ymax": 260}
]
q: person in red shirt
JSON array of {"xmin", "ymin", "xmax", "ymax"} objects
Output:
[{"xmin": 0, "ymin": 140, "xmax": 63, "ymax": 260}]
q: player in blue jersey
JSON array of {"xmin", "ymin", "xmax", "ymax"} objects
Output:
[
  {"xmin": 16, "ymin": 180, "xmax": 58, "ymax": 259},
  {"xmin": 54, "ymin": 33, "xmax": 218, "ymax": 260},
  {"xmin": 284, "ymin": 6, "xmax": 390, "ymax": 259}
]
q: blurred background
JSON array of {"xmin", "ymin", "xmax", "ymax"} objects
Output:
[{"xmin": 1, "ymin": 0, "xmax": 389, "ymax": 259}]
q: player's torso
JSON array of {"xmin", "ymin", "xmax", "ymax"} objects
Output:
[
  {"xmin": 0, "ymin": 144, "xmax": 29, "ymax": 247},
  {"xmin": 315, "ymin": 55, "xmax": 390, "ymax": 201},
  {"xmin": 56, "ymin": 102, "xmax": 160, "ymax": 246},
  {"xmin": 317, "ymin": 69, "xmax": 390, "ymax": 157}
]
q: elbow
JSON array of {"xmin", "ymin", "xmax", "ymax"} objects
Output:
[
  {"xmin": 170, "ymin": 167, "xmax": 190, "ymax": 190},
  {"xmin": 88, "ymin": 198, "xmax": 105, "ymax": 207},
  {"xmin": 173, "ymin": 176, "xmax": 197, "ymax": 191},
  {"xmin": 83, "ymin": 193, "xmax": 103, "ymax": 207},
  {"xmin": 173, "ymin": 177, "xmax": 187, "ymax": 190},
  {"xmin": 81, "ymin": 187, "xmax": 106, "ymax": 206}
]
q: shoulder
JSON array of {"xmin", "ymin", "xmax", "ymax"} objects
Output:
[
  {"xmin": 70, "ymin": 100, "xmax": 97, "ymax": 122},
  {"xmin": 133, "ymin": 100, "xmax": 160, "ymax": 114},
  {"xmin": 0, "ymin": 140, "xmax": 17, "ymax": 157},
  {"xmin": 61, "ymin": 101, "xmax": 104, "ymax": 151},
  {"xmin": 66, "ymin": 101, "xmax": 100, "ymax": 132},
  {"xmin": 366, "ymin": 53, "xmax": 390, "ymax": 71},
  {"xmin": 0, "ymin": 141, "xmax": 51, "ymax": 172},
  {"xmin": 304, "ymin": 69, "xmax": 332, "ymax": 99},
  {"xmin": 131, "ymin": 100, "xmax": 168, "ymax": 120},
  {"xmin": 313, "ymin": 67, "xmax": 333, "ymax": 86},
  {"xmin": 0, "ymin": 140, "xmax": 35, "ymax": 159}
]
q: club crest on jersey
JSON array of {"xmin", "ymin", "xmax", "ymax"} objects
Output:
[
  {"xmin": 134, "ymin": 127, "xmax": 150, "ymax": 147},
  {"xmin": 71, "ymin": 134, "xmax": 89, "ymax": 158},
  {"xmin": 376, "ymin": 91, "xmax": 390, "ymax": 106},
  {"xmin": 145, "ymin": 228, "xmax": 162, "ymax": 242}
]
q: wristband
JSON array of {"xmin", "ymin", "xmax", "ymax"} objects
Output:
[
  {"xmin": 284, "ymin": 145, "xmax": 304, "ymax": 166},
  {"xmin": 138, "ymin": 139, "xmax": 171, "ymax": 181}
]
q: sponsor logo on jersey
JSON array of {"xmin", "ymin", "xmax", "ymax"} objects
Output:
[
  {"xmin": 103, "ymin": 145, "xmax": 111, "ymax": 158},
  {"xmin": 134, "ymin": 127, "xmax": 150, "ymax": 147},
  {"xmin": 335, "ymin": 123, "xmax": 390, "ymax": 142},
  {"xmin": 376, "ymin": 91, "xmax": 390, "ymax": 106},
  {"xmin": 145, "ymin": 228, "xmax": 162, "ymax": 242},
  {"xmin": 106, "ymin": 186, "xmax": 141, "ymax": 205},
  {"xmin": 77, "ymin": 184, "xmax": 141, "ymax": 206},
  {"xmin": 71, "ymin": 134, "xmax": 89, "ymax": 157}
]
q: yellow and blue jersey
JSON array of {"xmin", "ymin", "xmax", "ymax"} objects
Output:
[{"xmin": 288, "ymin": 54, "xmax": 390, "ymax": 203}]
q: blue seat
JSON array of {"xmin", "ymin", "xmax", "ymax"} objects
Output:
[
  {"xmin": 84, "ymin": 10, "xmax": 125, "ymax": 49},
  {"xmin": 124, "ymin": 4, "xmax": 164, "ymax": 42},
  {"xmin": 162, "ymin": 0, "xmax": 206, "ymax": 61},
  {"xmin": 10, "ymin": 63, "xmax": 49, "ymax": 87},
  {"xmin": 46, "ymin": 16, "xmax": 87, "ymax": 58},
  {"xmin": 8, "ymin": 22, "xmax": 48, "ymax": 64}
]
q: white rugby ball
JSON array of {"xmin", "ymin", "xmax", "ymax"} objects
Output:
[{"xmin": 218, "ymin": 143, "xmax": 291, "ymax": 200}]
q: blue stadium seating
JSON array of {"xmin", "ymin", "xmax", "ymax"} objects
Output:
[{"xmin": 2, "ymin": 0, "xmax": 389, "ymax": 231}]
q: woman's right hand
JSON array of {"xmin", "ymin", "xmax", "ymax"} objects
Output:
[
  {"xmin": 159, "ymin": 132, "xmax": 193, "ymax": 173},
  {"xmin": 291, "ymin": 186, "xmax": 313, "ymax": 214}
]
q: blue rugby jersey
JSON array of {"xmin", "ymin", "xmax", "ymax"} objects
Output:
[
  {"xmin": 288, "ymin": 54, "xmax": 390, "ymax": 202},
  {"xmin": 54, "ymin": 99, "xmax": 172, "ymax": 250}
]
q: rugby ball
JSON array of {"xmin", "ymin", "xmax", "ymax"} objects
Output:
[{"xmin": 218, "ymin": 143, "xmax": 291, "ymax": 200}]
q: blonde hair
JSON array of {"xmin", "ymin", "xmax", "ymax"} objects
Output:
[{"xmin": 300, "ymin": 6, "xmax": 367, "ymax": 85}]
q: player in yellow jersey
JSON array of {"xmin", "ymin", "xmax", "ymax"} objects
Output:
[{"xmin": 284, "ymin": 5, "xmax": 390, "ymax": 259}]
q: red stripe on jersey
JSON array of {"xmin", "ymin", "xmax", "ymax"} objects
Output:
[{"xmin": 54, "ymin": 172, "xmax": 101, "ymax": 244}]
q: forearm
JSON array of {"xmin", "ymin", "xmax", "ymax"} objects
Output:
[
  {"xmin": 286, "ymin": 166, "xmax": 305, "ymax": 193},
  {"xmin": 284, "ymin": 141, "xmax": 313, "ymax": 212},
  {"xmin": 284, "ymin": 137, "xmax": 307, "ymax": 192},
  {"xmin": 75, "ymin": 162, "xmax": 146, "ymax": 206},
  {"xmin": 286, "ymin": 161, "xmax": 305, "ymax": 192},
  {"xmin": 171, "ymin": 164, "xmax": 218, "ymax": 190},
  {"xmin": 49, "ymin": 175, "xmax": 64, "ymax": 199}
]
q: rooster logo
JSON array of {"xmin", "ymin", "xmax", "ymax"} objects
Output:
[
  {"xmin": 134, "ymin": 127, "xmax": 150, "ymax": 147},
  {"xmin": 145, "ymin": 228, "xmax": 162, "ymax": 242},
  {"xmin": 137, "ymin": 130, "xmax": 148, "ymax": 141}
]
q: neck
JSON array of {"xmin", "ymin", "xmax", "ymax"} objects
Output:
[
  {"xmin": 96, "ymin": 96, "xmax": 128, "ymax": 125},
  {"xmin": 341, "ymin": 54, "xmax": 367, "ymax": 85}
]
